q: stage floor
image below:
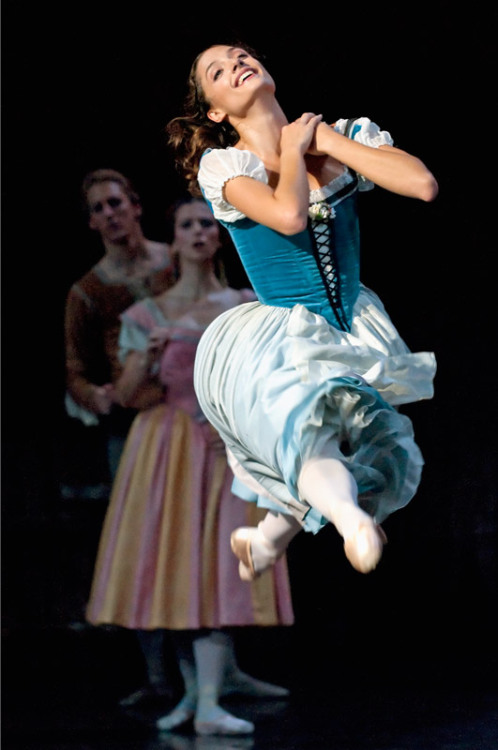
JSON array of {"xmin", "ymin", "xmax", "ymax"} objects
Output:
[{"xmin": 3, "ymin": 624, "xmax": 497, "ymax": 750}]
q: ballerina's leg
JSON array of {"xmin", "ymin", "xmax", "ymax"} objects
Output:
[
  {"xmin": 297, "ymin": 456, "xmax": 386, "ymax": 573},
  {"xmin": 231, "ymin": 457, "xmax": 386, "ymax": 578}
]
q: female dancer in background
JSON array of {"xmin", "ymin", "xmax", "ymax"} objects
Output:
[{"xmin": 86, "ymin": 195, "xmax": 294, "ymax": 737}]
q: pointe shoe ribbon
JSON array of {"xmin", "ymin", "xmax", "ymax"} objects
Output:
[{"xmin": 344, "ymin": 522, "xmax": 387, "ymax": 574}]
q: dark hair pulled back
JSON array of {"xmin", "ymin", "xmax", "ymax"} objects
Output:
[{"xmin": 166, "ymin": 43, "xmax": 260, "ymax": 196}]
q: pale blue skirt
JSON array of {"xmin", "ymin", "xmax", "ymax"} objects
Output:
[{"xmin": 194, "ymin": 285, "xmax": 436, "ymax": 533}]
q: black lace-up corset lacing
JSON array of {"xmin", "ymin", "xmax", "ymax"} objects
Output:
[{"xmin": 308, "ymin": 176, "xmax": 357, "ymax": 332}]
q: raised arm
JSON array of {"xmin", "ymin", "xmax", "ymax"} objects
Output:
[
  {"xmin": 313, "ymin": 122, "xmax": 438, "ymax": 201},
  {"xmin": 224, "ymin": 113, "xmax": 322, "ymax": 235}
]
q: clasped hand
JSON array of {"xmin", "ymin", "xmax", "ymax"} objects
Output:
[
  {"xmin": 146, "ymin": 326, "xmax": 170, "ymax": 362},
  {"xmin": 280, "ymin": 112, "xmax": 323, "ymax": 155},
  {"xmin": 91, "ymin": 383, "xmax": 116, "ymax": 414}
]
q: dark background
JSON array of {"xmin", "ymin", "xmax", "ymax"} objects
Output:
[{"xmin": 2, "ymin": 0, "xmax": 497, "ymax": 742}]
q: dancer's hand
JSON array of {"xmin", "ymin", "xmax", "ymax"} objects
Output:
[
  {"xmin": 147, "ymin": 326, "xmax": 170, "ymax": 361},
  {"xmin": 280, "ymin": 113, "xmax": 323, "ymax": 156},
  {"xmin": 90, "ymin": 383, "xmax": 115, "ymax": 414},
  {"xmin": 307, "ymin": 121, "xmax": 337, "ymax": 156}
]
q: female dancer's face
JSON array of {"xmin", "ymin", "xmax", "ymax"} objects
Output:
[
  {"xmin": 196, "ymin": 45, "xmax": 275, "ymax": 124},
  {"xmin": 173, "ymin": 201, "xmax": 220, "ymax": 264}
]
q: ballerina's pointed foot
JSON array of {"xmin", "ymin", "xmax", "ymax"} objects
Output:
[
  {"xmin": 343, "ymin": 521, "xmax": 387, "ymax": 574},
  {"xmin": 230, "ymin": 528, "xmax": 257, "ymax": 581},
  {"xmin": 194, "ymin": 711, "xmax": 255, "ymax": 736},
  {"xmin": 230, "ymin": 527, "xmax": 277, "ymax": 582}
]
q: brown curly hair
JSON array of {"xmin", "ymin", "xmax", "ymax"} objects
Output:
[{"xmin": 166, "ymin": 43, "xmax": 261, "ymax": 196}]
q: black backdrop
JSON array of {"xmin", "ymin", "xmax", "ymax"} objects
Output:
[{"xmin": 2, "ymin": 1, "xmax": 497, "ymax": 690}]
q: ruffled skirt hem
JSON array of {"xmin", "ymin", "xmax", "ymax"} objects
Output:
[{"xmin": 194, "ymin": 288, "xmax": 436, "ymax": 532}]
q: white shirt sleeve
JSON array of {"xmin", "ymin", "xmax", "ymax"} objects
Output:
[
  {"xmin": 198, "ymin": 147, "xmax": 268, "ymax": 222},
  {"xmin": 334, "ymin": 117, "xmax": 394, "ymax": 191}
]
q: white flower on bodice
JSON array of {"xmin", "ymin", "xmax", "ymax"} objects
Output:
[{"xmin": 308, "ymin": 201, "xmax": 336, "ymax": 222}]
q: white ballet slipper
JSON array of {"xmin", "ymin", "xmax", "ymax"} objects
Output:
[
  {"xmin": 194, "ymin": 713, "xmax": 255, "ymax": 735},
  {"xmin": 156, "ymin": 703, "xmax": 195, "ymax": 731}
]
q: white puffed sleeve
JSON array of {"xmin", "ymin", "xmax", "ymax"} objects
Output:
[
  {"xmin": 118, "ymin": 314, "xmax": 147, "ymax": 362},
  {"xmin": 198, "ymin": 147, "xmax": 268, "ymax": 222},
  {"xmin": 334, "ymin": 117, "xmax": 394, "ymax": 191}
]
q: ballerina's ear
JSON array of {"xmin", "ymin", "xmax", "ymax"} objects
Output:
[{"xmin": 207, "ymin": 108, "xmax": 226, "ymax": 124}]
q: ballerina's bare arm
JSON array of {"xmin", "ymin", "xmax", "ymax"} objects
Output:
[
  {"xmin": 311, "ymin": 122, "xmax": 438, "ymax": 201},
  {"xmin": 224, "ymin": 113, "xmax": 322, "ymax": 235}
]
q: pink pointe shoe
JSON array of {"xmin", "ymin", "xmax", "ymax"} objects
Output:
[
  {"xmin": 230, "ymin": 528, "xmax": 259, "ymax": 581},
  {"xmin": 343, "ymin": 521, "xmax": 387, "ymax": 573},
  {"xmin": 230, "ymin": 527, "xmax": 278, "ymax": 581}
]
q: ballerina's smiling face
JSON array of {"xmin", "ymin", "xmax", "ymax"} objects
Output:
[{"xmin": 196, "ymin": 45, "xmax": 275, "ymax": 123}]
